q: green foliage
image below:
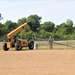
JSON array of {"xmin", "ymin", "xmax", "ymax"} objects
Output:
[
  {"xmin": 4, "ymin": 20, "xmax": 18, "ymax": 33},
  {"xmin": 39, "ymin": 29, "xmax": 52, "ymax": 39},
  {"xmin": 0, "ymin": 23, "xmax": 4, "ymax": 36},
  {"xmin": 27, "ymin": 14, "xmax": 42, "ymax": 32},
  {"xmin": 17, "ymin": 17, "xmax": 27, "ymax": 26},
  {"xmin": 0, "ymin": 13, "xmax": 3, "ymax": 20},
  {"xmin": 19, "ymin": 29, "xmax": 33, "ymax": 39},
  {"xmin": 41, "ymin": 21, "xmax": 55, "ymax": 32},
  {"xmin": 27, "ymin": 14, "xmax": 41, "ymax": 25},
  {"xmin": 0, "ymin": 23, "xmax": 4, "ymax": 28},
  {"xmin": 0, "ymin": 14, "xmax": 75, "ymax": 41},
  {"xmin": 66, "ymin": 19, "xmax": 73, "ymax": 27}
]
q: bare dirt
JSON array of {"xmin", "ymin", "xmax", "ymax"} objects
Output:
[{"xmin": 0, "ymin": 49, "xmax": 75, "ymax": 75}]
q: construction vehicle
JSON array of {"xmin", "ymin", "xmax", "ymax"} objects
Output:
[{"xmin": 3, "ymin": 22, "xmax": 35, "ymax": 51}]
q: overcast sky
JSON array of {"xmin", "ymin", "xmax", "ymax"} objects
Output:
[{"xmin": 0, "ymin": 0, "xmax": 75, "ymax": 25}]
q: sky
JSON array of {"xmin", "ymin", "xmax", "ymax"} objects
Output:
[{"xmin": 0, "ymin": 0, "xmax": 75, "ymax": 25}]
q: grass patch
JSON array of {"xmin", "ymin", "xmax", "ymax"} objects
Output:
[{"xmin": 0, "ymin": 40, "xmax": 75, "ymax": 51}]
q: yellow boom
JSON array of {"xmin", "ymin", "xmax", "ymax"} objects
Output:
[{"xmin": 7, "ymin": 22, "xmax": 28, "ymax": 40}]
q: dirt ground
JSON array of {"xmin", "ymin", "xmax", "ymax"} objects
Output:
[{"xmin": 0, "ymin": 49, "xmax": 75, "ymax": 75}]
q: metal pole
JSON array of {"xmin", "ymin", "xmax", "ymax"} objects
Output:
[{"xmin": 67, "ymin": 40, "xmax": 68, "ymax": 49}]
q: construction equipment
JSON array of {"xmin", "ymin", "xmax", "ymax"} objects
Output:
[{"xmin": 3, "ymin": 22, "xmax": 35, "ymax": 51}]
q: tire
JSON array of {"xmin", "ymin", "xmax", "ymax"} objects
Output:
[
  {"xmin": 28, "ymin": 41, "xmax": 34, "ymax": 50},
  {"xmin": 15, "ymin": 42, "xmax": 22, "ymax": 51},
  {"xmin": 3, "ymin": 43, "xmax": 9, "ymax": 51}
]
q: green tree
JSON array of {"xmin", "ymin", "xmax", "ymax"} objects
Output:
[
  {"xmin": 39, "ymin": 29, "xmax": 51, "ymax": 39},
  {"xmin": 66, "ymin": 19, "xmax": 73, "ymax": 34},
  {"xmin": 27, "ymin": 14, "xmax": 42, "ymax": 32},
  {"xmin": 71, "ymin": 27, "xmax": 75, "ymax": 39},
  {"xmin": 0, "ymin": 23, "xmax": 4, "ymax": 28},
  {"xmin": 17, "ymin": 17, "xmax": 27, "ymax": 26},
  {"xmin": 66, "ymin": 19, "xmax": 73, "ymax": 27},
  {"xmin": 4, "ymin": 20, "xmax": 18, "ymax": 33},
  {"xmin": 0, "ymin": 23, "xmax": 5, "ymax": 36},
  {"xmin": 0, "ymin": 13, "xmax": 3, "ymax": 20},
  {"xmin": 39, "ymin": 29, "xmax": 46, "ymax": 38},
  {"xmin": 55, "ymin": 23, "xmax": 67, "ymax": 39},
  {"xmin": 41, "ymin": 21, "xmax": 55, "ymax": 32},
  {"xmin": 55, "ymin": 21, "xmax": 74, "ymax": 39}
]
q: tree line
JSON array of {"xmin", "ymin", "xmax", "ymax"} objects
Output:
[{"xmin": 0, "ymin": 14, "xmax": 75, "ymax": 41}]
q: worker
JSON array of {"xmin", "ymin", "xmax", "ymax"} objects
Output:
[{"xmin": 48, "ymin": 36, "xmax": 53, "ymax": 49}]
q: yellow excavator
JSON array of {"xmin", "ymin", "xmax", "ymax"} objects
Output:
[{"xmin": 3, "ymin": 22, "xmax": 35, "ymax": 51}]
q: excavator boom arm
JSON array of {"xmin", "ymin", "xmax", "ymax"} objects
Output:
[{"xmin": 7, "ymin": 22, "xmax": 28, "ymax": 40}]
